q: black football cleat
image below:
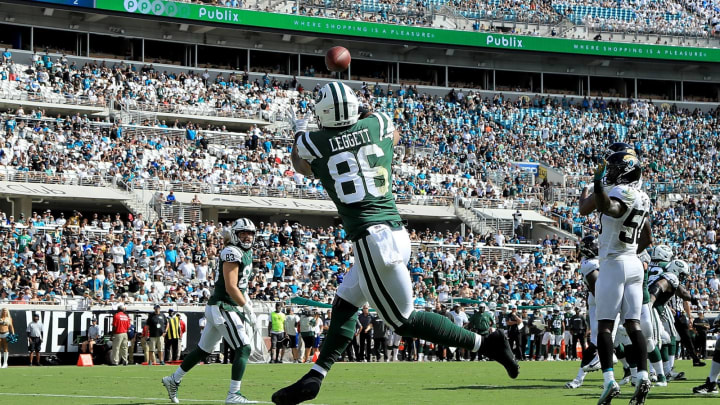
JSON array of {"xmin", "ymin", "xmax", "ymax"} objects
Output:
[
  {"xmin": 480, "ymin": 330, "xmax": 519, "ymax": 379},
  {"xmin": 693, "ymin": 377, "xmax": 719, "ymax": 394},
  {"xmin": 272, "ymin": 370, "xmax": 324, "ymax": 405}
]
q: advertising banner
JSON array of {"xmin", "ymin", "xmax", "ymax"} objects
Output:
[{"xmin": 84, "ymin": 0, "xmax": 720, "ymax": 63}]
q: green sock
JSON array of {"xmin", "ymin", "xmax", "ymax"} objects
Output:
[
  {"xmin": 180, "ymin": 347, "xmax": 210, "ymax": 373},
  {"xmin": 615, "ymin": 343, "xmax": 625, "ymax": 359},
  {"xmin": 660, "ymin": 345, "xmax": 669, "ymax": 362},
  {"xmin": 649, "ymin": 347, "xmax": 662, "ymax": 363},
  {"xmin": 394, "ymin": 310, "xmax": 478, "ymax": 351},
  {"xmin": 314, "ymin": 299, "xmax": 359, "ymax": 372},
  {"xmin": 669, "ymin": 337, "xmax": 677, "ymax": 356},
  {"xmin": 231, "ymin": 345, "xmax": 250, "ymax": 381}
]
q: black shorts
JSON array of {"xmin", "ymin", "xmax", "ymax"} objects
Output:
[
  {"xmin": 270, "ymin": 332, "xmax": 285, "ymax": 348},
  {"xmin": 301, "ymin": 335, "xmax": 315, "ymax": 348},
  {"xmin": 28, "ymin": 337, "xmax": 42, "ymax": 352},
  {"xmin": 286, "ymin": 334, "xmax": 297, "ymax": 349}
]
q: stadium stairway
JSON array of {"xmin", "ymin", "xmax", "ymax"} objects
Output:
[{"xmin": 118, "ymin": 187, "xmax": 160, "ymax": 224}]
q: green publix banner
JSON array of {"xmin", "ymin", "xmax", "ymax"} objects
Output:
[{"xmin": 93, "ymin": 0, "xmax": 720, "ymax": 62}]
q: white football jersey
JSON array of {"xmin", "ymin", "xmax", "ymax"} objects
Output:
[
  {"xmin": 599, "ymin": 184, "xmax": 651, "ymax": 259},
  {"xmin": 579, "ymin": 258, "xmax": 600, "ymax": 290}
]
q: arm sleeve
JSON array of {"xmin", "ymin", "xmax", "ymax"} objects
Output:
[
  {"xmin": 372, "ymin": 112, "xmax": 395, "ymax": 138},
  {"xmin": 295, "ymin": 132, "xmax": 319, "ymax": 162}
]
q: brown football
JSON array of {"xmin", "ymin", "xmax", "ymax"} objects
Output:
[{"xmin": 325, "ymin": 46, "xmax": 351, "ymax": 72}]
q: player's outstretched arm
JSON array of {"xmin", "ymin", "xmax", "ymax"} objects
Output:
[
  {"xmin": 291, "ymin": 137, "xmax": 313, "ymax": 177},
  {"xmin": 593, "ymin": 163, "xmax": 625, "ymax": 218},
  {"xmin": 223, "ymin": 262, "xmax": 247, "ymax": 307},
  {"xmin": 579, "ymin": 186, "xmax": 596, "ymax": 216},
  {"xmin": 637, "ymin": 219, "xmax": 652, "ymax": 253}
]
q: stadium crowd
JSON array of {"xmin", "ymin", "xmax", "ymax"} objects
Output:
[{"xmin": 0, "ymin": 53, "xmax": 717, "ymax": 347}]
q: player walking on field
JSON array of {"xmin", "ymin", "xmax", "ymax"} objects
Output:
[
  {"xmin": 163, "ymin": 218, "xmax": 259, "ymax": 404},
  {"xmin": 589, "ymin": 152, "xmax": 653, "ymax": 405},
  {"xmin": 272, "ymin": 82, "xmax": 518, "ymax": 405}
]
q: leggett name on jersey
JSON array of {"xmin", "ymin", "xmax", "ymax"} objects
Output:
[{"xmin": 329, "ymin": 128, "xmax": 372, "ymax": 152}]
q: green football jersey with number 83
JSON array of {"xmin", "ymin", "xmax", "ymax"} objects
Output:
[{"xmin": 295, "ymin": 112, "xmax": 402, "ymax": 240}]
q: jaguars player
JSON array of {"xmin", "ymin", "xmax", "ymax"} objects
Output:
[
  {"xmin": 589, "ymin": 151, "xmax": 653, "ymax": 405},
  {"xmin": 163, "ymin": 219, "xmax": 258, "ymax": 404},
  {"xmin": 272, "ymin": 82, "xmax": 518, "ymax": 405}
]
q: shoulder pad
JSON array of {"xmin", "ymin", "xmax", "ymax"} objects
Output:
[
  {"xmin": 608, "ymin": 185, "xmax": 635, "ymax": 205},
  {"xmin": 220, "ymin": 246, "xmax": 243, "ymax": 262},
  {"xmin": 662, "ymin": 272, "xmax": 680, "ymax": 289}
]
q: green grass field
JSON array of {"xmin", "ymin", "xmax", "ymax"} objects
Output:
[{"xmin": 0, "ymin": 360, "xmax": 717, "ymax": 404}]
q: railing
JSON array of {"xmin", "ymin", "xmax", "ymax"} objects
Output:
[
  {"xmin": 121, "ymin": 100, "xmax": 268, "ymax": 121},
  {"xmin": 158, "ymin": 203, "xmax": 202, "ymax": 224},
  {"xmin": 0, "ymin": 168, "xmax": 117, "ymax": 187},
  {"xmin": 120, "ymin": 124, "xmax": 294, "ymax": 146},
  {"xmin": 0, "ymin": 87, "xmax": 107, "ymax": 108},
  {"xmin": 133, "ymin": 177, "xmax": 456, "ymax": 206},
  {"xmin": 459, "ymin": 196, "xmax": 542, "ymax": 210}
]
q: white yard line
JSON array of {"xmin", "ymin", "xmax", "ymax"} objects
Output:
[{"xmin": 0, "ymin": 392, "xmax": 329, "ymax": 405}]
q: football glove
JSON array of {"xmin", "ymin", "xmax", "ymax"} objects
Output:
[
  {"xmin": 289, "ymin": 107, "xmax": 308, "ymax": 135},
  {"xmin": 594, "ymin": 161, "xmax": 606, "ymax": 182}
]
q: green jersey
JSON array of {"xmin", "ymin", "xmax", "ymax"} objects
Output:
[
  {"xmin": 468, "ymin": 311, "xmax": 494, "ymax": 335},
  {"xmin": 296, "ymin": 112, "xmax": 401, "ymax": 240},
  {"xmin": 645, "ymin": 261, "xmax": 668, "ymax": 304},
  {"xmin": 208, "ymin": 245, "xmax": 253, "ymax": 307},
  {"xmin": 550, "ymin": 314, "xmax": 564, "ymax": 334}
]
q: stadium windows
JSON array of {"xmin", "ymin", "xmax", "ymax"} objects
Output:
[
  {"xmin": 144, "ymin": 39, "xmax": 193, "ymax": 66},
  {"xmin": 350, "ymin": 59, "xmax": 393, "ymax": 84},
  {"xmin": 299, "ymin": 55, "xmax": 334, "ymax": 79},
  {"xmin": 447, "ymin": 67, "xmax": 490, "ymax": 90},
  {"xmin": 683, "ymin": 81, "xmax": 720, "ymax": 102},
  {"xmin": 33, "ymin": 27, "xmax": 86, "ymax": 56},
  {"xmin": 588, "ymin": 76, "xmax": 634, "ymax": 98},
  {"xmin": 543, "ymin": 73, "xmax": 585, "ymax": 96},
  {"xmin": 0, "ymin": 23, "xmax": 30, "ymax": 51},
  {"xmin": 250, "ymin": 50, "xmax": 293, "ymax": 75},
  {"xmin": 197, "ymin": 45, "xmax": 247, "ymax": 71},
  {"xmin": 636, "ymin": 79, "xmax": 677, "ymax": 101},
  {"xmin": 399, "ymin": 63, "xmax": 444, "ymax": 87},
  {"xmin": 89, "ymin": 34, "xmax": 141, "ymax": 61},
  {"xmin": 495, "ymin": 70, "xmax": 541, "ymax": 93}
]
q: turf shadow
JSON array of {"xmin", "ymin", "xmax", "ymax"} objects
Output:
[{"xmin": 424, "ymin": 384, "xmax": 555, "ymax": 391}]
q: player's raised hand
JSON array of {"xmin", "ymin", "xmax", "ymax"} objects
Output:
[
  {"xmin": 594, "ymin": 161, "xmax": 606, "ymax": 182},
  {"xmin": 288, "ymin": 106, "xmax": 308, "ymax": 134}
]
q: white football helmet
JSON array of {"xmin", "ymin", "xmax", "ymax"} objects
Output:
[
  {"xmin": 315, "ymin": 82, "xmax": 360, "ymax": 128},
  {"xmin": 666, "ymin": 259, "xmax": 690, "ymax": 281},
  {"xmin": 651, "ymin": 245, "xmax": 674, "ymax": 262},
  {"xmin": 227, "ymin": 218, "xmax": 256, "ymax": 250}
]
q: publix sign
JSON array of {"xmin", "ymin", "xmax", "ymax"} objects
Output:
[
  {"xmin": 198, "ymin": 7, "xmax": 240, "ymax": 22},
  {"xmin": 486, "ymin": 35, "xmax": 524, "ymax": 49}
]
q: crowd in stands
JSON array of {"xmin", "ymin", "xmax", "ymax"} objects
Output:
[
  {"xmin": 0, "ymin": 49, "xmax": 717, "ymax": 320},
  {"xmin": 173, "ymin": 0, "xmax": 720, "ymax": 37}
]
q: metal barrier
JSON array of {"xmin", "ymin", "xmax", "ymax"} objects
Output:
[
  {"xmin": 0, "ymin": 88, "xmax": 107, "ymax": 107},
  {"xmin": 158, "ymin": 203, "xmax": 202, "ymax": 224},
  {"xmin": 0, "ymin": 168, "xmax": 116, "ymax": 187}
]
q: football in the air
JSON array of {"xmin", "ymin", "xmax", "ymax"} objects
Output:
[{"xmin": 325, "ymin": 46, "xmax": 351, "ymax": 72}]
